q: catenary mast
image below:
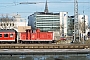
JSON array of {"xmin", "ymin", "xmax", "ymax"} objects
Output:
[{"xmin": 73, "ymin": 0, "xmax": 80, "ymax": 42}]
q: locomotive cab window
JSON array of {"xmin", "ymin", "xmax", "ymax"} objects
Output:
[
  {"xmin": 4, "ymin": 34, "xmax": 8, "ymax": 37},
  {"xmin": 32, "ymin": 30, "xmax": 36, "ymax": 33},
  {"xmin": 10, "ymin": 34, "xmax": 13, "ymax": 37},
  {"xmin": 0, "ymin": 34, "xmax": 2, "ymax": 37}
]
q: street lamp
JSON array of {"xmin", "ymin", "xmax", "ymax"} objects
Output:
[
  {"xmin": 83, "ymin": 15, "xmax": 85, "ymax": 44},
  {"xmin": 83, "ymin": 15, "xmax": 85, "ymax": 33}
]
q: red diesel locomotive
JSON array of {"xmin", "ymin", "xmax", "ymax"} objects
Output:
[
  {"xmin": 18, "ymin": 29, "xmax": 55, "ymax": 43},
  {"xmin": 0, "ymin": 29, "xmax": 55, "ymax": 44}
]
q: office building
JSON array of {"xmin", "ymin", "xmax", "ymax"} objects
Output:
[
  {"xmin": 67, "ymin": 15, "xmax": 89, "ymax": 36},
  {"xmin": 28, "ymin": 0, "xmax": 69, "ymax": 39}
]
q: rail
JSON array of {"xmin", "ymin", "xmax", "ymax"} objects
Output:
[{"xmin": 0, "ymin": 44, "xmax": 89, "ymax": 49}]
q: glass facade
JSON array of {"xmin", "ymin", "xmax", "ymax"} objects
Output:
[
  {"xmin": 67, "ymin": 16, "xmax": 74, "ymax": 36},
  {"xmin": 29, "ymin": 12, "xmax": 60, "ymax": 32}
]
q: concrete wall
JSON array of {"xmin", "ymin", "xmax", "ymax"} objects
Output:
[
  {"xmin": 60, "ymin": 12, "xmax": 68, "ymax": 37},
  {"xmin": 78, "ymin": 15, "xmax": 89, "ymax": 35},
  {"xmin": 18, "ymin": 26, "xmax": 31, "ymax": 32}
]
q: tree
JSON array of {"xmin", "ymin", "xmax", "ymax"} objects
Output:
[
  {"xmin": 79, "ymin": 20, "xmax": 88, "ymax": 43},
  {"xmin": 0, "ymin": 15, "xmax": 16, "ymax": 29},
  {"xmin": 79, "ymin": 21, "xmax": 88, "ymax": 33}
]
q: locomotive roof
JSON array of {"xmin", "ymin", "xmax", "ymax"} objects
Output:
[{"xmin": 0, "ymin": 29, "xmax": 16, "ymax": 32}]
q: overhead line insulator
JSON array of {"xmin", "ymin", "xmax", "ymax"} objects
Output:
[{"xmin": 19, "ymin": 2, "xmax": 37, "ymax": 4}]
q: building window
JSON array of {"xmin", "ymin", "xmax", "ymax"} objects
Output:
[
  {"xmin": 1, "ymin": 24, "xmax": 2, "ymax": 26},
  {"xmin": 10, "ymin": 23, "xmax": 11, "ymax": 26},
  {"xmin": 4, "ymin": 23, "xmax": 5, "ymax": 26},
  {"xmin": 0, "ymin": 34, "xmax": 2, "ymax": 37},
  {"xmin": 12, "ymin": 23, "xmax": 14, "ymax": 26},
  {"xmin": 7, "ymin": 23, "xmax": 8, "ymax": 26},
  {"xmin": 4, "ymin": 34, "xmax": 8, "ymax": 37}
]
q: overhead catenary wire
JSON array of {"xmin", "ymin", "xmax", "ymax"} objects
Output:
[
  {"xmin": 19, "ymin": 2, "xmax": 90, "ymax": 4},
  {"xmin": 0, "ymin": 1, "xmax": 89, "ymax": 7},
  {"xmin": 0, "ymin": 2, "xmax": 90, "ymax": 4}
]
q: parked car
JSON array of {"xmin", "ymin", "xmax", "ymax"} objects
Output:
[{"xmin": 60, "ymin": 37, "xmax": 66, "ymax": 40}]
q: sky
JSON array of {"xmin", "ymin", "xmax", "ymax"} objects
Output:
[{"xmin": 0, "ymin": 0, "xmax": 90, "ymax": 21}]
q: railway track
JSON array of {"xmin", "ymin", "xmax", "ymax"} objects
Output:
[{"xmin": 0, "ymin": 44, "xmax": 89, "ymax": 49}]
